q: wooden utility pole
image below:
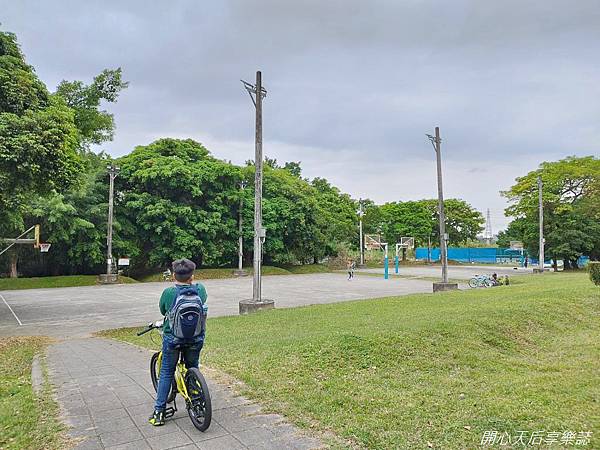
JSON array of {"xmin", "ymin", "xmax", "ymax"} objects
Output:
[
  {"xmin": 252, "ymin": 71, "xmax": 263, "ymax": 302},
  {"xmin": 434, "ymin": 127, "xmax": 449, "ymax": 283},
  {"xmin": 427, "ymin": 127, "xmax": 456, "ymax": 291},
  {"xmin": 239, "ymin": 72, "xmax": 274, "ymax": 313},
  {"xmin": 538, "ymin": 176, "xmax": 544, "ymax": 272}
]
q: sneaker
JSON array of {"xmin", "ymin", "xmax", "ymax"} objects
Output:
[{"xmin": 148, "ymin": 410, "xmax": 165, "ymax": 426}]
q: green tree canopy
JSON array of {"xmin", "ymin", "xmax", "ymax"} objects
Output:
[
  {"xmin": 502, "ymin": 156, "xmax": 600, "ymax": 267},
  {"xmin": 364, "ymin": 199, "xmax": 484, "ymax": 247},
  {"xmin": 55, "ymin": 68, "xmax": 128, "ymax": 147},
  {"xmin": 117, "ymin": 138, "xmax": 242, "ymax": 269},
  {"xmin": 0, "ymin": 30, "xmax": 81, "ymax": 222}
]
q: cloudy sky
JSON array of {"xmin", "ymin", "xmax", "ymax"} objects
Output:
[{"xmin": 3, "ymin": 0, "xmax": 600, "ymax": 230}]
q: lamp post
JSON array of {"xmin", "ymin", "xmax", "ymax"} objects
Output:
[
  {"xmin": 358, "ymin": 200, "xmax": 365, "ymax": 267},
  {"xmin": 534, "ymin": 176, "xmax": 545, "ymax": 274},
  {"xmin": 103, "ymin": 163, "xmax": 119, "ymax": 284},
  {"xmin": 234, "ymin": 181, "xmax": 247, "ymax": 276}
]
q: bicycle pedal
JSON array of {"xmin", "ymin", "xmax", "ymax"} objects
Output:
[{"xmin": 164, "ymin": 407, "xmax": 176, "ymax": 418}]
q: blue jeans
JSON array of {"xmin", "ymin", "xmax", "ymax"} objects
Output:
[{"xmin": 155, "ymin": 334, "xmax": 203, "ymax": 411}]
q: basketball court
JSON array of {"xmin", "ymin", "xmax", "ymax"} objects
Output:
[{"xmin": 0, "ymin": 273, "xmax": 437, "ymax": 338}]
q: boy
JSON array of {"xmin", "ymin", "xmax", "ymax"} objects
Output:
[{"xmin": 149, "ymin": 258, "xmax": 208, "ymax": 426}]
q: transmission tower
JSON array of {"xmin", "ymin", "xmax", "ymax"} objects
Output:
[{"xmin": 484, "ymin": 208, "xmax": 493, "ymax": 245}]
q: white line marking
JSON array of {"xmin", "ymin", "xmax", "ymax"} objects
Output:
[{"xmin": 0, "ymin": 293, "xmax": 23, "ymax": 326}]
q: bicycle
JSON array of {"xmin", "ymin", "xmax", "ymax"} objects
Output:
[
  {"xmin": 137, "ymin": 321, "xmax": 212, "ymax": 431},
  {"xmin": 468, "ymin": 274, "xmax": 494, "ymax": 288}
]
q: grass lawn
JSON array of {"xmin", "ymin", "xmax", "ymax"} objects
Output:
[
  {"xmin": 0, "ymin": 337, "xmax": 67, "ymax": 450},
  {"xmin": 100, "ymin": 273, "xmax": 600, "ymax": 449},
  {"xmin": 139, "ymin": 264, "xmax": 330, "ymax": 282},
  {"xmin": 0, "ymin": 274, "xmax": 138, "ymax": 291}
]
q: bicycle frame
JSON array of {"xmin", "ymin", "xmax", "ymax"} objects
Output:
[{"xmin": 155, "ymin": 350, "xmax": 191, "ymax": 402}]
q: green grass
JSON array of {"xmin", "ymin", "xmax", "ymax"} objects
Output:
[
  {"xmin": 282, "ymin": 264, "xmax": 331, "ymax": 274},
  {"xmin": 138, "ymin": 264, "xmax": 328, "ymax": 282},
  {"xmin": 0, "ymin": 274, "xmax": 138, "ymax": 290},
  {"xmin": 0, "ymin": 337, "xmax": 67, "ymax": 450},
  {"xmin": 100, "ymin": 273, "xmax": 600, "ymax": 449}
]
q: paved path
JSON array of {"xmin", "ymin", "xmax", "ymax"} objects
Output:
[
  {"xmin": 0, "ymin": 273, "xmax": 434, "ymax": 337},
  {"xmin": 48, "ymin": 338, "xmax": 323, "ymax": 450}
]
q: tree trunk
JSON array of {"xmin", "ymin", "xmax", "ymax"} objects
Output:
[
  {"xmin": 9, "ymin": 251, "xmax": 18, "ymax": 278},
  {"xmin": 402, "ymin": 248, "xmax": 407, "ymax": 262}
]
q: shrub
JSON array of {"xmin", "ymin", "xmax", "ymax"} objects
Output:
[{"xmin": 589, "ymin": 262, "xmax": 600, "ymax": 286}]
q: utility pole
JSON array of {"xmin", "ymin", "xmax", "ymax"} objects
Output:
[
  {"xmin": 239, "ymin": 71, "xmax": 274, "ymax": 313},
  {"xmin": 104, "ymin": 163, "xmax": 119, "ymax": 283},
  {"xmin": 358, "ymin": 199, "xmax": 364, "ymax": 266},
  {"xmin": 427, "ymin": 127, "xmax": 456, "ymax": 292},
  {"xmin": 253, "ymin": 71, "xmax": 263, "ymax": 302},
  {"xmin": 537, "ymin": 176, "xmax": 544, "ymax": 273}
]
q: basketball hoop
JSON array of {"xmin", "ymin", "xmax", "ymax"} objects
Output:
[
  {"xmin": 400, "ymin": 237, "xmax": 415, "ymax": 249},
  {"xmin": 40, "ymin": 243, "xmax": 51, "ymax": 253},
  {"xmin": 365, "ymin": 234, "xmax": 383, "ymax": 250}
]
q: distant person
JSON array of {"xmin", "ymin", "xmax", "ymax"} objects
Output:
[
  {"xmin": 503, "ymin": 275, "xmax": 510, "ymax": 285},
  {"xmin": 491, "ymin": 273, "xmax": 500, "ymax": 286},
  {"xmin": 149, "ymin": 258, "xmax": 208, "ymax": 426},
  {"xmin": 524, "ymin": 256, "xmax": 528, "ymax": 268},
  {"xmin": 347, "ymin": 259, "xmax": 355, "ymax": 280}
]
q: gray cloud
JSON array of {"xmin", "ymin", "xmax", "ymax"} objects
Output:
[{"xmin": 2, "ymin": 0, "xmax": 600, "ymax": 230}]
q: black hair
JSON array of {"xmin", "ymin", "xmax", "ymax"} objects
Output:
[{"xmin": 172, "ymin": 258, "xmax": 196, "ymax": 282}]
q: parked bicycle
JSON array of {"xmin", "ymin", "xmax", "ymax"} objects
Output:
[
  {"xmin": 137, "ymin": 321, "xmax": 212, "ymax": 431},
  {"xmin": 468, "ymin": 274, "xmax": 495, "ymax": 288}
]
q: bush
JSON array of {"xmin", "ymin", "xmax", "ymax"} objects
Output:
[{"xmin": 589, "ymin": 262, "xmax": 600, "ymax": 286}]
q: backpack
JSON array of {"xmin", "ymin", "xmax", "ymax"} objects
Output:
[{"xmin": 166, "ymin": 284, "xmax": 207, "ymax": 341}]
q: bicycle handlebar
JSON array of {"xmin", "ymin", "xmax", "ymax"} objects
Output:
[
  {"xmin": 136, "ymin": 320, "xmax": 164, "ymax": 336},
  {"xmin": 137, "ymin": 326, "xmax": 153, "ymax": 336}
]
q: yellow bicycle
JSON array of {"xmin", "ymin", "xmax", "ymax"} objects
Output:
[{"xmin": 137, "ymin": 321, "xmax": 212, "ymax": 431}]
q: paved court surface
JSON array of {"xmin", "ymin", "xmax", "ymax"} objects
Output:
[
  {"xmin": 0, "ymin": 273, "xmax": 435, "ymax": 337},
  {"xmin": 48, "ymin": 338, "xmax": 322, "ymax": 449}
]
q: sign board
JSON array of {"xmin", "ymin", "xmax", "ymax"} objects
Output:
[{"xmin": 118, "ymin": 258, "xmax": 130, "ymax": 266}]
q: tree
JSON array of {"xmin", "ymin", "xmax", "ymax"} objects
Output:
[
  {"xmin": 55, "ymin": 69, "xmax": 128, "ymax": 148},
  {"xmin": 0, "ymin": 30, "xmax": 130, "ymax": 277},
  {"xmin": 365, "ymin": 199, "xmax": 484, "ymax": 248},
  {"xmin": 502, "ymin": 156, "xmax": 600, "ymax": 268},
  {"xmin": 117, "ymin": 139, "xmax": 242, "ymax": 271},
  {"xmin": 0, "ymin": 31, "xmax": 81, "ymax": 214}
]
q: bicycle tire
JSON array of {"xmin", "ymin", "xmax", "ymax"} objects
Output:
[
  {"xmin": 185, "ymin": 368, "xmax": 212, "ymax": 432},
  {"xmin": 150, "ymin": 352, "xmax": 176, "ymax": 404},
  {"xmin": 468, "ymin": 277, "xmax": 479, "ymax": 288}
]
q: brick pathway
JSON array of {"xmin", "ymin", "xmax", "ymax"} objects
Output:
[{"xmin": 47, "ymin": 338, "xmax": 323, "ymax": 449}]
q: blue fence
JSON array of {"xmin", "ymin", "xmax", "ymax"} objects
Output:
[{"xmin": 416, "ymin": 248, "xmax": 590, "ymax": 267}]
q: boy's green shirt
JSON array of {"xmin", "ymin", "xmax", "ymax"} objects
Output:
[{"xmin": 159, "ymin": 282, "xmax": 208, "ymax": 334}]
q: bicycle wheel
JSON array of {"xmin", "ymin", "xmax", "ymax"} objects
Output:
[
  {"xmin": 468, "ymin": 277, "xmax": 479, "ymax": 288},
  {"xmin": 150, "ymin": 352, "xmax": 176, "ymax": 403},
  {"xmin": 185, "ymin": 368, "xmax": 212, "ymax": 432}
]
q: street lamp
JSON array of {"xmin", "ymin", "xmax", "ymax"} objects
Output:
[{"xmin": 102, "ymin": 163, "xmax": 119, "ymax": 284}]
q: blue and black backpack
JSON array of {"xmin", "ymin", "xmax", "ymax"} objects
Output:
[{"xmin": 166, "ymin": 285, "xmax": 207, "ymax": 342}]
